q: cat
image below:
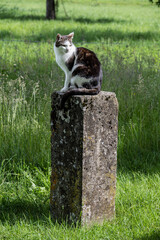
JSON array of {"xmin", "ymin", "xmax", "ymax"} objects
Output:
[{"xmin": 54, "ymin": 32, "xmax": 103, "ymax": 108}]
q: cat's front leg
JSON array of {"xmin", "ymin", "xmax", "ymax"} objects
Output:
[
  {"xmin": 60, "ymin": 73, "xmax": 71, "ymax": 92},
  {"xmin": 60, "ymin": 86, "xmax": 68, "ymax": 92}
]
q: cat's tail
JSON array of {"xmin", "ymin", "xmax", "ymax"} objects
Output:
[{"xmin": 59, "ymin": 87, "xmax": 100, "ymax": 109}]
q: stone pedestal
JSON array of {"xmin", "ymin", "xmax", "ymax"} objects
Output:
[{"xmin": 50, "ymin": 91, "xmax": 118, "ymax": 225}]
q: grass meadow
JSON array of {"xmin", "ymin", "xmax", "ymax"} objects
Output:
[{"xmin": 0, "ymin": 0, "xmax": 160, "ymax": 239}]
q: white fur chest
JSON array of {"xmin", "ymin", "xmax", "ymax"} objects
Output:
[{"xmin": 54, "ymin": 43, "xmax": 76, "ymax": 74}]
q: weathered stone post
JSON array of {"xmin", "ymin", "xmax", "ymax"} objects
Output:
[{"xmin": 50, "ymin": 91, "xmax": 118, "ymax": 225}]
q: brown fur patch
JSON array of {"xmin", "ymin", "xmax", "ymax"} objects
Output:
[
  {"xmin": 72, "ymin": 47, "xmax": 101, "ymax": 78},
  {"xmin": 65, "ymin": 54, "xmax": 75, "ymax": 71}
]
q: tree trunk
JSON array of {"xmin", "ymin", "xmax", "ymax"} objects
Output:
[{"xmin": 46, "ymin": 0, "xmax": 56, "ymax": 20}]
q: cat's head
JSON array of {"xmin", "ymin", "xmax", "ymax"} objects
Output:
[{"xmin": 55, "ymin": 32, "xmax": 74, "ymax": 53}]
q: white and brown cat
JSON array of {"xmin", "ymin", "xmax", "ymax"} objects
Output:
[{"xmin": 54, "ymin": 32, "xmax": 103, "ymax": 108}]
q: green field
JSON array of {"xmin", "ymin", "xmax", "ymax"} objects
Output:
[{"xmin": 0, "ymin": 0, "xmax": 160, "ymax": 239}]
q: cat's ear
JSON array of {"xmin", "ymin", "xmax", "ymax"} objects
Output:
[
  {"xmin": 68, "ymin": 32, "xmax": 74, "ymax": 40},
  {"xmin": 56, "ymin": 33, "xmax": 61, "ymax": 41}
]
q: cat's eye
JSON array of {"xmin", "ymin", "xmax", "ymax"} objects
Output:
[{"xmin": 62, "ymin": 44, "xmax": 72, "ymax": 47}]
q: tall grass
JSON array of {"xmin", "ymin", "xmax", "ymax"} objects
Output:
[
  {"xmin": 0, "ymin": 0, "xmax": 160, "ymax": 239},
  {"xmin": 101, "ymin": 46, "xmax": 160, "ymax": 172}
]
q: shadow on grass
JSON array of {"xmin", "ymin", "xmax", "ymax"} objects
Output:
[
  {"xmin": 0, "ymin": 198, "xmax": 50, "ymax": 224},
  {"xmin": 0, "ymin": 28, "xmax": 158, "ymax": 43},
  {"xmin": 0, "ymin": 4, "xmax": 45, "ymax": 21},
  {"xmin": 0, "ymin": 13, "xmax": 45, "ymax": 21},
  {"xmin": 0, "ymin": 198, "xmax": 79, "ymax": 226},
  {"xmin": 117, "ymin": 149, "xmax": 160, "ymax": 174},
  {"xmin": 137, "ymin": 231, "xmax": 160, "ymax": 240},
  {"xmin": 60, "ymin": 16, "xmax": 128, "ymax": 24},
  {"xmin": 0, "ymin": 12, "xmax": 125, "ymax": 24}
]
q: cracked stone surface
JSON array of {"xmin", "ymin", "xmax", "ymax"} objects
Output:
[{"xmin": 50, "ymin": 91, "xmax": 118, "ymax": 225}]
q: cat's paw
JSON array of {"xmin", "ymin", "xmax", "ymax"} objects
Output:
[
  {"xmin": 60, "ymin": 87, "xmax": 68, "ymax": 93},
  {"xmin": 68, "ymin": 86, "xmax": 76, "ymax": 90}
]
